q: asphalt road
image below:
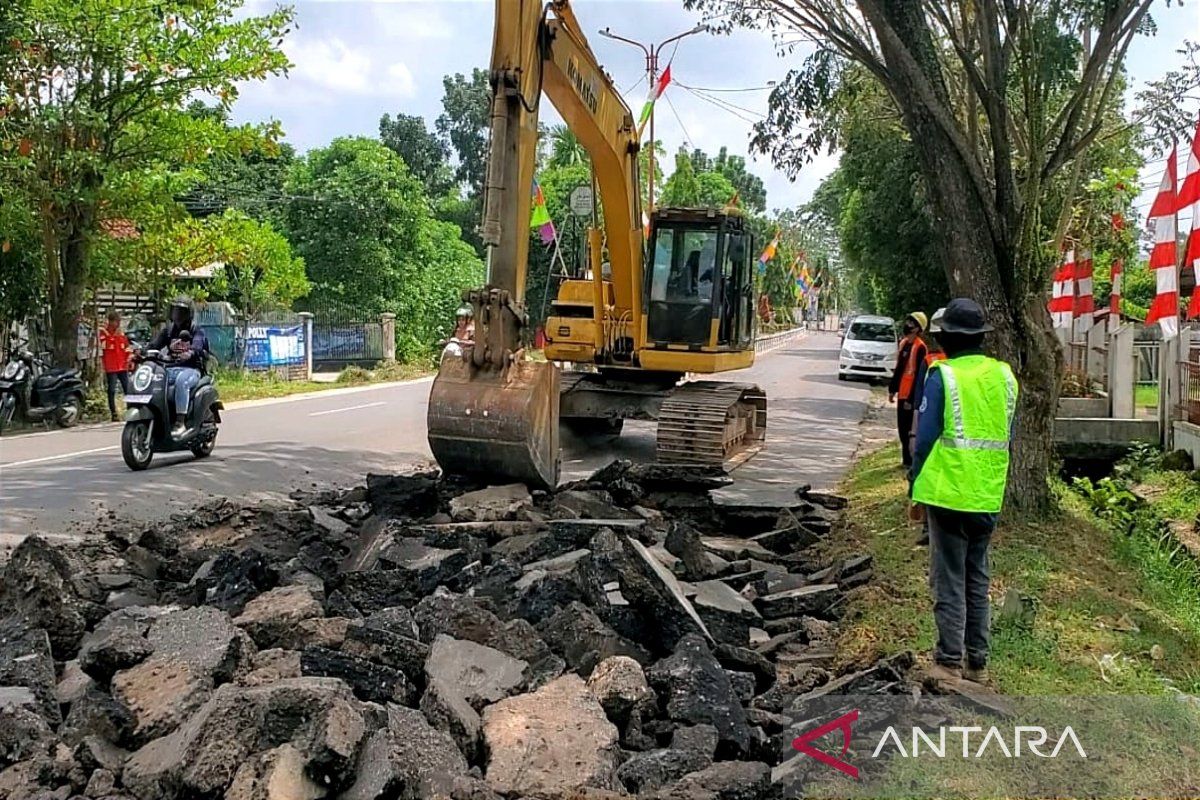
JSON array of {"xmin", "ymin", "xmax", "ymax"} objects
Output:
[{"xmin": 0, "ymin": 332, "xmax": 873, "ymax": 548}]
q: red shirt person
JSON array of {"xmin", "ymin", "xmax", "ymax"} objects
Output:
[{"xmin": 99, "ymin": 312, "xmax": 133, "ymax": 421}]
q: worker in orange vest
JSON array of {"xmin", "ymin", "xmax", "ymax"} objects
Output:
[
  {"xmin": 889, "ymin": 311, "xmax": 929, "ymax": 468},
  {"xmin": 909, "ymin": 307, "xmax": 947, "ymax": 543}
]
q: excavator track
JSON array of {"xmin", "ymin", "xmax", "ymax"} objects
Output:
[{"xmin": 655, "ymin": 381, "xmax": 767, "ymax": 469}]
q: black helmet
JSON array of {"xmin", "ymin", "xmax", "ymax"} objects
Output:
[
  {"xmin": 938, "ymin": 298, "xmax": 993, "ymax": 335},
  {"xmin": 169, "ymin": 296, "xmax": 194, "ymax": 328}
]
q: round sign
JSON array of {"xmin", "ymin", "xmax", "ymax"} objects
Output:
[{"xmin": 569, "ymin": 185, "xmax": 594, "ymax": 216}]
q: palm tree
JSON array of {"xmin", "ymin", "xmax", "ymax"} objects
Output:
[{"xmin": 547, "ymin": 125, "xmax": 587, "ymax": 169}]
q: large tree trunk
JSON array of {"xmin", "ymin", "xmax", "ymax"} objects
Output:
[
  {"xmin": 47, "ymin": 178, "xmax": 99, "ymax": 368},
  {"xmin": 866, "ymin": 0, "xmax": 1060, "ymax": 513},
  {"xmin": 50, "ymin": 226, "xmax": 90, "ymax": 368}
]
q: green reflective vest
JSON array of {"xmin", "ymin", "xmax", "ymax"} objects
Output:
[{"xmin": 911, "ymin": 354, "xmax": 1018, "ymax": 513}]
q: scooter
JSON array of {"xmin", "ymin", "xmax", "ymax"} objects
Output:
[
  {"xmin": 0, "ymin": 343, "xmax": 86, "ymax": 434},
  {"xmin": 121, "ymin": 345, "xmax": 223, "ymax": 470}
]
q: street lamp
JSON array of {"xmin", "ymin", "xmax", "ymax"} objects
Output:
[{"xmin": 598, "ymin": 23, "xmax": 705, "ymax": 212}]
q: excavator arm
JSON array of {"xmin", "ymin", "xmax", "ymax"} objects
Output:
[
  {"xmin": 481, "ymin": 0, "xmax": 643, "ymax": 326},
  {"xmin": 428, "ymin": 0, "xmax": 645, "ymax": 489}
]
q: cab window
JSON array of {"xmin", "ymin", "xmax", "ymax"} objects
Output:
[{"xmin": 650, "ymin": 228, "xmax": 718, "ymax": 304}]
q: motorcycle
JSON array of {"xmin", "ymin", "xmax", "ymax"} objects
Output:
[
  {"xmin": 121, "ymin": 343, "xmax": 223, "ymax": 470},
  {"xmin": 0, "ymin": 343, "xmax": 86, "ymax": 434}
]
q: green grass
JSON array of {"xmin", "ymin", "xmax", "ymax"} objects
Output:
[
  {"xmin": 826, "ymin": 444, "xmax": 1200, "ymax": 696},
  {"xmin": 214, "ymin": 361, "xmax": 431, "ymax": 402},
  {"xmin": 811, "ymin": 446, "xmax": 1200, "ymax": 797},
  {"xmin": 1136, "ymin": 469, "xmax": 1200, "ymax": 525},
  {"xmin": 1135, "ymin": 383, "xmax": 1158, "ymax": 408}
]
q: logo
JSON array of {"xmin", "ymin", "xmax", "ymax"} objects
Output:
[
  {"xmin": 566, "ymin": 55, "xmax": 599, "ymax": 115},
  {"xmin": 790, "ymin": 707, "xmax": 1089, "ymax": 782},
  {"xmin": 792, "ymin": 709, "xmax": 859, "ymax": 779}
]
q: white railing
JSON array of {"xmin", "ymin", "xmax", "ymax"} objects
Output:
[{"xmin": 755, "ymin": 326, "xmax": 808, "ymax": 354}]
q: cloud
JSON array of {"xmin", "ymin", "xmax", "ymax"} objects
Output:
[
  {"xmin": 287, "ymin": 37, "xmax": 375, "ymax": 94},
  {"xmin": 385, "ymin": 62, "xmax": 417, "ymax": 97}
]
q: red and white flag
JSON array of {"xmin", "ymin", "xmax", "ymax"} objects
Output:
[
  {"xmin": 1180, "ymin": 122, "xmax": 1200, "ymax": 319},
  {"xmin": 1049, "ymin": 249, "xmax": 1076, "ymax": 329},
  {"xmin": 1146, "ymin": 143, "xmax": 1179, "ymax": 340},
  {"xmin": 1110, "ymin": 258, "xmax": 1123, "ymax": 315},
  {"xmin": 1074, "ymin": 249, "xmax": 1094, "ymax": 329},
  {"xmin": 636, "ymin": 64, "xmax": 672, "ymax": 140}
]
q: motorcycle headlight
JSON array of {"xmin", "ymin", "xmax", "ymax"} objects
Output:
[
  {"xmin": 1, "ymin": 361, "xmax": 16, "ymax": 379},
  {"xmin": 132, "ymin": 365, "xmax": 154, "ymax": 392}
]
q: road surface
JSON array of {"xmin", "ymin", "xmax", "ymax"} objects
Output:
[{"xmin": 0, "ymin": 332, "xmax": 873, "ymax": 548}]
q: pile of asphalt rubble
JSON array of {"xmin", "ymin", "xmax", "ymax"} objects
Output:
[{"xmin": 0, "ymin": 460, "xmax": 911, "ymax": 800}]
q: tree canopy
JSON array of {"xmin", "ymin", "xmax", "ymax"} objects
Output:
[
  {"xmin": 436, "ymin": 69, "xmax": 491, "ymax": 199},
  {"xmin": 686, "ymin": 0, "xmax": 1183, "ymax": 510},
  {"xmin": 380, "ymin": 112, "xmax": 453, "ymax": 199},
  {"xmin": 660, "ymin": 148, "xmax": 738, "ymax": 208},
  {"xmin": 0, "ymin": 0, "xmax": 293, "ymax": 363},
  {"xmin": 284, "ymin": 137, "xmax": 483, "ymax": 360}
]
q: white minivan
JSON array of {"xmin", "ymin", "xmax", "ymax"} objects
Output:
[{"xmin": 838, "ymin": 315, "xmax": 898, "ymax": 382}]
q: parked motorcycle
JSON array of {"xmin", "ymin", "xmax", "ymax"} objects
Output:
[
  {"xmin": 0, "ymin": 343, "xmax": 86, "ymax": 434},
  {"xmin": 121, "ymin": 346, "xmax": 223, "ymax": 470}
]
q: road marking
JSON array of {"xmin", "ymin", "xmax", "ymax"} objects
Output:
[
  {"xmin": 308, "ymin": 401, "xmax": 386, "ymax": 417},
  {"xmin": 226, "ymin": 375, "xmax": 432, "ymax": 411},
  {"xmin": 0, "ymin": 445, "xmax": 118, "ymax": 469}
]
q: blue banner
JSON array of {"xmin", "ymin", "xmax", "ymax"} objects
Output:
[{"xmin": 242, "ymin": 324, "xmax": 305, "ymax": 368}]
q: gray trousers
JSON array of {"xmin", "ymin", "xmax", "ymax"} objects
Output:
[{"xmin": 928, "ymin": 506, "xmax": 997, "ymax": 667}]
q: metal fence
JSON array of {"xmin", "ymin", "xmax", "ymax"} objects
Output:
[
  {"xmin": 311, "ymin": 316, "xmax": 386, "ymax": 370},
  {"xmin": 1183, "ymin": 358, "xmax": 1200, "ymax": 425}
]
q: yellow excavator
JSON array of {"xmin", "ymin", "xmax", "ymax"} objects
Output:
[{"xmin": 427, "ymin": 0, "xmax": 766, "ymax": 488}]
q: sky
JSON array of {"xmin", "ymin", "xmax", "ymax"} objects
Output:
[{"xmin": 231, "ymin": 0, "xmax": 1200, "ymax": 214}]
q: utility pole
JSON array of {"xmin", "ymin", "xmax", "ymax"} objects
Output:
[{"xmin": 598, "ymin": 24, "xmax": 704, "ymax": 213}]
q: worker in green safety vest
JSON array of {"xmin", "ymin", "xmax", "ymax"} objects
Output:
[{"xmin": 910, "ymin": 297, "xmax": 1018, "ymax": 685}]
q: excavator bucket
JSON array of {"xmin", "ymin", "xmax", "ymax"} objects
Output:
[{"xmin": 427, "ymin": 355, "xmax": 561, "ymax": 489}]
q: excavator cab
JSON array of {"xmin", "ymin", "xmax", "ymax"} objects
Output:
[{"xmin": 645, "ymin": 210, "xmax": 756, "ymax": 351}]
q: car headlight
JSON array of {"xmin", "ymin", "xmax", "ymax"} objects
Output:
[
  {"xmin": 132, "ymin": 365, "xmax": 154, "ymax": 392},
  {"xmin": 1, "ymin": 361, "xmax": 16, "ymax": 379},
  {"xmin": 840, "ymin": 348, "xmax": 853, "ymax": 358}
]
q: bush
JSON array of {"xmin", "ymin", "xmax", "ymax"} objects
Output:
[
  {"xmin": 1059, "ymin": 368, "xmax": 1094, "ymax": 398},
  {"xmin": 337, "ymin": 366, "xmax": 371, "ymax": 384}
]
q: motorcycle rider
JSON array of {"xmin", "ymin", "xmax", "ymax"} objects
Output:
[
  {"xmin": 148, "ymin": 297, "xmax": 208, "ymax": 435},
  {"xmin": 440, "ymin": 304, "xmax": 475, "ymax": 363}
]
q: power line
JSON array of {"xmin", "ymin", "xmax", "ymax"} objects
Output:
[
  {"xmin": 685, "ymin": 86, "xmax": 767, "ymax": 121},
  {"xmin": 662, "ymin": 92, "xmax": 693, "ymax": 148},
  {"xmin": 674, "ymin": 82, "xmax": 774, "ymax": 93},
  {"xmin": 680, "ymin": 85, "xmax": 760, "ymax": 125}
]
